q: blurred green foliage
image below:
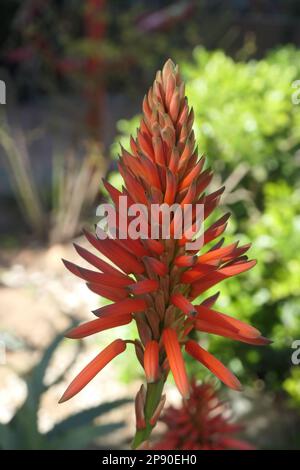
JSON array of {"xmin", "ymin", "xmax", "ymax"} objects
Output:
[
  {"xmin": 284, "ymin": 368, "xmax": 300, "ymax": 407},
  {"xmin": 182, "ymin": 47, "xmax": 300, "ymax": 183},
  {"xmin": 109, "ymin": 46, "xmax": 300, "ymax": 406},
  {"xmin": 0, "ymin": 328, "xmax": 130, "ymax": 449}
]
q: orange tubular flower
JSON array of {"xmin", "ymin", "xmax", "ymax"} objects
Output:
[
  {"xmin": 154, "ymin": 380, "xmax": 255, "ymax": 450},
  {"xmin": 144, "ymin": 340, "xmax": 160, "ymax": 383},
  {"xmin": 59, "ymin": 339, "xmax": 126, "ymax": 403},
  {"xmin": 60, "ymin": 59, "xmax": 270, "ymax": 448}
]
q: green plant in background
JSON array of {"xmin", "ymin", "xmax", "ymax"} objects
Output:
[
  {"xmin": 284, "ymin": 368, "xmax": 300, "ymax": 407},
  {"xmin": 0, "ymin": 118, "xmax": 45, "ymax": 238},
  {"xmin": 0, "ymin": 113, "xmax": 107, "ymax": 243},
  {"xmin": 109, "ymin": 46, "xmax": 300, "ymax": 408},
  {"xmin": 0, "ymin": 328, "xmax": 130, "ymax": 450},
  {"xmin": 182, "ymin": 46, "xmax": 300, "ymax": 186},
  {"xmin": 195, "ymin": 181, "xmax": 300, "ymax": 389}
]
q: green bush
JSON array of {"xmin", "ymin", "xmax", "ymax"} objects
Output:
[
  {"xmin": 202, "ymin": 181, "xmax": 300, "ymax": 390},
  {"xmin": 182, "ymin": 47, "xmax": 300, "ymax": 182}
]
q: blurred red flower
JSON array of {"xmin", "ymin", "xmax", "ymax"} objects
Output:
[{"xmin": 154, "ymin": 381, "xmax": 255, "ymax": 450}]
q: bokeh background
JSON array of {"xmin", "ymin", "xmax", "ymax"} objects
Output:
[{"xmin": 1, "ymin": 0, "xmax": 300, "ymax": 450}]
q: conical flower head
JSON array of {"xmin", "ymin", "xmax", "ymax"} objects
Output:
[
  {"xmin": 60, "ymin": 60, "xmax": 269, "ymax": 433},
  {"xmin": 154, "ymin": 381, "xmax": 254, "ymax": 450}
]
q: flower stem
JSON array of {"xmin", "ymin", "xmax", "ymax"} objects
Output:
[{"xmin": 131, "ymin": 377, "xmax": 165, "ymax": 449}]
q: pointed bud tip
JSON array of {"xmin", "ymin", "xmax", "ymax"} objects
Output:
[
  {"xmin": 64, "ymin": 331, "xmax": 76, "ymax": 339},
  {"xmin": 165, "ymin": 58, "xmax": 176, "ymax": 67},
  {"xmin": 162, "ymin": 58, "xmax": 177, "ymax": 77},
  {"xmin": 58, "ymin": 394, "xmax": 68, "ymax": 404},
  {"xmin": 182, "ymin": 389, "xmax": 191, "ymax": 400},
  {"xmin": 231, "ymin": 376, "xmax": 243, "ymax": 392},
  {"xmin": 259, "ymin": 336, "xmax": 273, "ymax": 345}
]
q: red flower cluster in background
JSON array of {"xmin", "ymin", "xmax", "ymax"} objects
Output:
[{"xmin": 154, "ymin": 381, "xmax": 254, "ymax": 450}]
